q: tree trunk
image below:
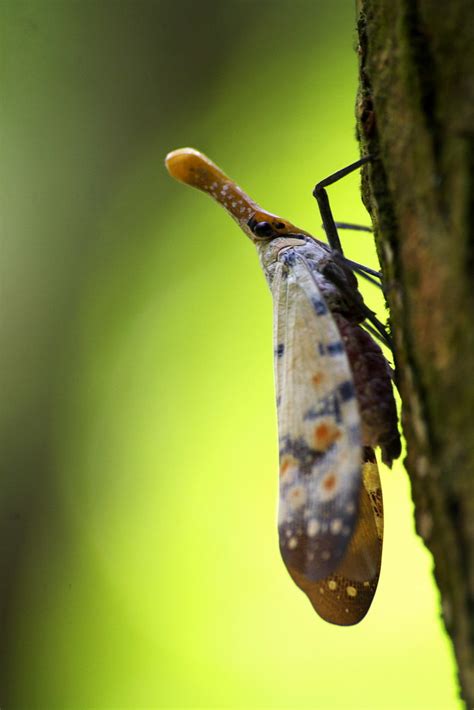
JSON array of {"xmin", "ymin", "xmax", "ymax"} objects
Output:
[{"xmin": 356, "ymin": 1, "xmax": 474, "ymax": 705}]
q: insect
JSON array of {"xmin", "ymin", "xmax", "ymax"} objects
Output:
[{"xmin": 165, "ymin": 148, "xmax": 400, "ymax": 625}]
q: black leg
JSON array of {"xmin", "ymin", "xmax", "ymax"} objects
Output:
[
  {"xmin": 312, "ymin": 156, "xmax": 393, "ymax": 350},
  {"xmin": 348, "ymin": 264, "xmax": 383, "ymax": 290},
  {"xmin": 322, "ymin": 255, "xmax": 393, "ymax": 350},
  {"xmin": 326, "ymin": 222, "xmax": 373, "ymax": 233},
  {"xmin": 361, "ymin": 308, "xmax": 393, "ymax": 351},
  {"xmin": 313, "ymin": 155, "xmax": 372, "ymax": 255},
  {"xmin": 362, "ymin": 322, "xmax": 394, "ymax": 352},
  {"xmin": 339, "ymin": 257, "xmax": 382, "ymax": 280},
  {"xmin": 321, "ymin": 220, "xmax": 382, "ymax": 287}
]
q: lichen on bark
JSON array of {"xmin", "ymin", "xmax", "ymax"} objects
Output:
[{"xmin": 355, "ymin": 0, "xmax": 474, "ymax": 705}]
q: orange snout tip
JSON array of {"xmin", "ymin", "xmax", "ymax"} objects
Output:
[
  {"xmin": 165, "ymin": 147, "xmax": 223, "ymax": 187},
  {"xmin": 165, "ymin": 147, "xmax": 200, "ymax": 181}
]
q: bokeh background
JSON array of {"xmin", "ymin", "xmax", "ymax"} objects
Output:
[{"xmin": 2, "ymin": 1, "xmax": 460, "ymax": 708}]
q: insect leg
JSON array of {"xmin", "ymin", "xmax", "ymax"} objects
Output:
[
  {"xmin": 342, "ymin": 278, "xmax": 394, "ymax": 350},
  {"xmin": 362, "ymin": 322, "xmax": 393, "ymax": 351},
  {"xmin": 320, "ymin": 220, "xmax": 381, "ymax": 287},
  {"xmin": 313, "ymin": 155, "xmax": 372, "ymax": 256},
  {"xmin": 323, "ymin": 261, "xmax": 393, "ymax": 350},
  {"xmin": 342, "ymin": 258, "xmax": 381, "ymax": 279},
  {"xmin": 314, "ymin": 157, "xmax": 393, "ymax": 350},
  {"xmin": 361, "ymin": 307, "xmax": 393, "ymax": 351},
  {"xmin": 327, "ymin": 222, "xmax": 373, "ymax": 233},
  {"xmin": 338, "ymin": 257, "xmax": 383, "ymax": 291},
  {"xmin": 349, "ymin": 265, "xmax": 383, "ymax": 290}
]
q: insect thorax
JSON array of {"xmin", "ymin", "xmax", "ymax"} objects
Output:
[
  {"xmin": 257, "ymin": 236, "xmax": 328, "ymax": 285},
  {"xmin": 257, "ymin": 236, "xmax": 352, "ymax": 315}
]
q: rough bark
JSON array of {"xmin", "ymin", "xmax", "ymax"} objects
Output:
[{"xmin": 356, "ymin": 0, "xmax": 474, "ymax": 705}]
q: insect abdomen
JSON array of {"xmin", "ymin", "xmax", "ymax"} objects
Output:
[{"xmin": 334, "ymin": 314, "xmax": 401, "ymax": 466}]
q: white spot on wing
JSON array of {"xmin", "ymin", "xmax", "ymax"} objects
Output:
[
  {"xmin": 307, "ymin": 519, "xmax": 320, "ymax": 537},
  {"xmin": 330, "ymin": 518, "xmax": 343, "ymax": 534}
]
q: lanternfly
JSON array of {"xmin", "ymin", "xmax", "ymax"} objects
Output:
[{"xmin": 165, "ymin": 148, "xmax": 400, "ymax": 626}]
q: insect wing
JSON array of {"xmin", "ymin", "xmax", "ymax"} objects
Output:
[
  {"xmin": 288, "ymin": 451, "xmax": 383, "ymax": 625},
  {"xmin": 274, "ymin": 251, "xmax": 362, "ymax": 578},
  {"xmin": 273, "ymin": 250, "xmax": 382, "ymax": 624}
]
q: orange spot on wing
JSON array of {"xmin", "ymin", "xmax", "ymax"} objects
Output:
[
  {"xmin": 323, "ymin": 473, "xmax": 337, "ymax": 492},
  {"xmin": 280, "ymin": 455, "xmax": 297, "ymax": 478},
  {"xmin": 312, "ymin": 372, "xmax": 324, "ymax": 386},
  {"xmin": 314, "ymin": 422, "xmax": 341, "ymax": 451}
]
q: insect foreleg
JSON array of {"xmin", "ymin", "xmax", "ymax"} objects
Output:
[
  {"xmin": 313, "ymin": 155, "xmax": 372, "ymax": 256},
  {"xmin": 313, "ymin": 157, "xmax": 393, "ymax": 347}
]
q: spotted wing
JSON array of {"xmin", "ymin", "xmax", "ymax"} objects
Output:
[
  {"xmin": 287, "ymin": 450, "xmax": 383, "ymax": 625},
  {"xmin": 272, "ymin": 250, "xmax": 382, "ymax": 624}
]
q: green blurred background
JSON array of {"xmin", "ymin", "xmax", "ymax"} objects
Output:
[{"xmin": 1, "ymin": 1, "xmax": 459, "ymax": 708}]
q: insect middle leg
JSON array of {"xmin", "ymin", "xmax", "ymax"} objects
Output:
[
  {"xmin": 319, "ymin": 219, "xmax": 382, "ymax": 288},
  {"xmin": 331, "ymin": 222, "xmax": 372, "ymax": 233}
]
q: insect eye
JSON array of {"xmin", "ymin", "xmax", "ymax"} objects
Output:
[{"xmin": 253, "ymin": 221, "xmax": 274, "ymax": 238}]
